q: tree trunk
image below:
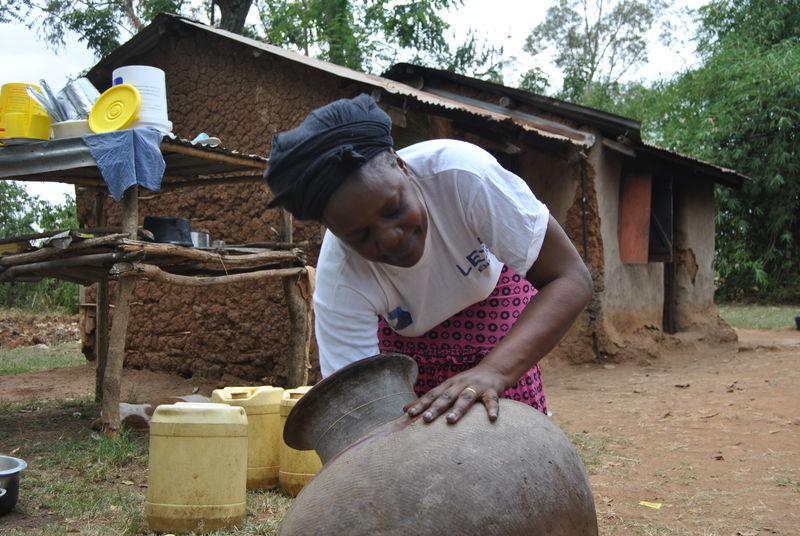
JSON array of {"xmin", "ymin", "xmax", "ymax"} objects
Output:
[{"xmin": 217, "ymin": 0, "xmax": 253, "ymax": 33}]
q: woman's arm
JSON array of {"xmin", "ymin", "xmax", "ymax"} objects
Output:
[{"xmin": 404, "ymin": 215, "xmax": 593, "ymax": 423}]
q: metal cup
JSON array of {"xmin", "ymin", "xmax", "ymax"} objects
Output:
[{"xmin": 63, "ymin": 78, "xmax": 101, "ymax": 119}]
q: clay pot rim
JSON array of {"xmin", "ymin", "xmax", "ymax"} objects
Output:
[{"xmin": 284, "ymin": 353, "xmax": 416, "ymax": 450}]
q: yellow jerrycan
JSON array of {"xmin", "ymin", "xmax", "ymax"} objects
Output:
[
  {"xmin": 146, "ymin": 402, "xmax": 248, "ymax": 533},
  {"xmin": 211, "ymin": 386, "xmax": 284, "ymax": 489},
  {"xmin": 0, "ymin": 83, "xmax": 51, "ymax": 141},
  {"xmin": 279, "ymin": 387, "xmax": 322, "ymax": 496}
]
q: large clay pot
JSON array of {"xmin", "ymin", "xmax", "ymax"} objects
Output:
[{"xmin": 280, "ymin": 354, "xmax": 598, "ymax": 535}]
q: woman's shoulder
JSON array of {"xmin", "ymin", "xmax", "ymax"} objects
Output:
[
  {"xmin": 316, "ymin": 231, "xmax": 383, "ymax": 299},
  {"xmin": 398, "ymin": 139, "xmax": 496, "ymax": 179}
]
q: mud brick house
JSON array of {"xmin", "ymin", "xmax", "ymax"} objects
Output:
[{"xmin": 78, "ymin": 14, "xmax": 746, "ymax": 382}]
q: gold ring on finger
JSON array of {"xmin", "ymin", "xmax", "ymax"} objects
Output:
[{"xmin": 463, "ymin": 387, "xmax": 478, "ymax": 397}]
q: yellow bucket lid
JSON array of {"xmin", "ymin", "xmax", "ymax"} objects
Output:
[{"xmin": 88, "ymin": 84, "xmax": 140, "ymax": 133}]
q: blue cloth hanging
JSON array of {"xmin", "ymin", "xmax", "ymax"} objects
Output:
[{"xmin": 82, "ymin": 128, "xmax": 166, "ymax": 202}]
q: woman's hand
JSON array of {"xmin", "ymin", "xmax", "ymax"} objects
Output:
[{"xmin": 403, "ymin": 363, "xmax": 512, "ymax": 424}]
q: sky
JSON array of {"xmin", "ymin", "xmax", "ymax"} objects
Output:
[{"xmin": 1, "ymin": 0, "xmax": 708, "ymax": 204}]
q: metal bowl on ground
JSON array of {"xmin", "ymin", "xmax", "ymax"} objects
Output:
[{"xmin": 0, "ymin": 455, "xmax": 27, "ymax": 515}]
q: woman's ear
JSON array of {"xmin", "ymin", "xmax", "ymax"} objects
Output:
[{"xmin": 394, "ymin": 153, "xmax": 410, "ymax": 176}]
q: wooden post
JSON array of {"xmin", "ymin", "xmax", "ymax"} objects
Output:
[
  {"xmin": 94, "ymin": 192, "xmax": 109, "ymax": 402},
  {"xmin": 100, "ymin": 187, "xmax": 138, "ymax": 436},
  {"xmin": 279, "ymin": 209, "xmax": 310, "ymax": 388}
]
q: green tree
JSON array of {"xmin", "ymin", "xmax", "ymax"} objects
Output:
[
  {"xmin": 608, "ymin": 0, "xmax": 800, "ymax": 302},
  {"xmin": 0, "ymin": 185, "xmax": 79, "ymax": 311},
  {"xmin": 0, "ymin": 0, "xmax": 250, "ymax": 57},
  {"xmin": 0, "ymin": 183, "xmax": 41, "ymax": 238},
  {"xmin": 414, "ymin": 28, "xmax": 511, "ymax": 83},
  {"xmin": 255, "ymin": 0, "xmax": 505, "ymax": 79},
  {"xmin": 257, "ymin": 0, "xmax": 476, "ymax": 73},
  {"xmin": 518, "ymin": 66, "xmax": 550, "ymax": 94},
  {"xmin": 522, "ymin": 0, "xmax": 672, "ymax": 103}
]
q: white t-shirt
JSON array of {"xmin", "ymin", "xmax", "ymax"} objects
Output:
[{"xmin": 313, "ymin": 139, "xmax": 550, "ymax": 377}]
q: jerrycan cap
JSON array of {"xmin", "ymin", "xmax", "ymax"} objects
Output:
[
  {"xmin": 88, "ymin": 84, "xmax": 140, "ymax": 133},
  {"xmin": 211, "ymin": 386, "xmax": 284, "ymax": 413}
]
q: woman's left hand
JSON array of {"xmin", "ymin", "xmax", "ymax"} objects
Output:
[{"xmin": 403, "ymin": 363, "xmax": 511, "ymax": 424}]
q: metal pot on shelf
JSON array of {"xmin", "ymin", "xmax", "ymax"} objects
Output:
[
  {"xmin": 190, "ymin": 230, "xmax": 210, "ymax": 248},
  {"xmin": 143, "ymin": 216, "xmax": 193, "ymax": 247}
]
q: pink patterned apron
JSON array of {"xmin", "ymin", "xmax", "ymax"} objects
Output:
[{"xmin": 378, "ymin": 265, "xmax": 547, "ymax": 414}]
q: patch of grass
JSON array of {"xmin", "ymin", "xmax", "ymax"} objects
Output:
[
  {"xmin": 2, "ymin": 398, "xmax": 146, "ymax": 535},
  {"xmin": 0, "ymin": 307, "xmax": 73, "ymax": 319},
  {"xmin": 564, "ymin": 431, "xmax": 637, "ymax": 475},
  {"xmin": 717, "ymin": 304, "xmax": 799, "ymax": 329},
  {"xmin": 619, "ymin": 520, "xmax": 690, "ymax": 535},
  {"xmin": 0, "ymin": 396, "xmax": 94, "ymax": 414},
  {"xmin": 2, "ymin": 398, "xmax": 292, "ymax": 535},
  {"xmin": 775, "ymin": 476, "xmax": 800, "ymax": 492},
  {"xmin": 0, "ymin": 341, "xmax": 85, "ymax": 375},
  {"xmin": 200, "ymin": 489, "xmax": 293, "ymax": 536}
]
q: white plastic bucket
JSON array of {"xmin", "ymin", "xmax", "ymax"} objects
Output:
[{"xmin": 112, "ymin": 65, "xmax": 172, "ymax": 133}]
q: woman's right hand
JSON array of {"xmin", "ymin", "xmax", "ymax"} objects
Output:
[{"xmin": 403, "ymin": 363, "xmax": 510, "ymax": 424}]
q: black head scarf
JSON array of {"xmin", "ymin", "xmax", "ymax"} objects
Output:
[{"xmin": 264, "ymin": 94, "xmax": 394, "ymax": 221}]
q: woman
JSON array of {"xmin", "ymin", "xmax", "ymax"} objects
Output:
[{"xmin": 265, "ymin": 94, "xmax": 592, "ymax": 424}]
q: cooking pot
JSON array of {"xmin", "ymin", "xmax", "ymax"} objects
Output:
[
  {"xmin": 0, "ymin": 455, "xmax": 27, "ymax": 515},
  {"xmin": 279, "ymin": 354, "xmax": 598, "ymax": 535},
  {"xmin": 143, "ymin": 216, "xmax": 193, "ymax": 247}
]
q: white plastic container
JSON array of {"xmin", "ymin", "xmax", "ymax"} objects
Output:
[
  {"xmin": 111, "ymin": 65, "xmax": 172, "ymax": 133},
  {"xmin": 51, "ymin": 119, "xmax": 92, "ymax": 139}
]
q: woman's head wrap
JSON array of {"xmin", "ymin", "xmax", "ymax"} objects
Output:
[{"xmin": 264, "ymin": 94, "xmax": 394, "ymax": 221}]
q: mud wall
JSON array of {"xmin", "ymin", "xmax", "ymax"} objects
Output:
[
  {"xmin": 518, "ymin": 149, "xmax": 579, "ymax": 225},
  {"xmin": 591, "ymin": 143, "xmax": 665, "ymax": 354},
  {"xmin": 79, "ymin": 31, "xmax": 356, "ymax": 385},
  {"xmin": 520, "ymin": 148, "xmax": 603, "ymax": 364},
  {"xmin": 673, "ymin": 180, "xmax": 728, "ymax": 332}
]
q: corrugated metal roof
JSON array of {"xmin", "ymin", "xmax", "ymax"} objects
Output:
[
  {"xmin": 0, "ymin": 135, "xmax": 266, "ymax": 186},
  {"xmin": 88, "ymin": 14, "xmax": 590, "ymax": 148},
  {"xmin": 639, "ymin": 142, "xmax": 747, "ymax": 189},
  {"xmin": 384, "ymin": 63, "xmax": 641, "ymax": 142},
  {"xmin": 383, "ymin": 63, "xmax": 746, "ymax": 189},
  {"xmin": 86, "ymin": 14, "xmax": 747, "ymax": 189}
]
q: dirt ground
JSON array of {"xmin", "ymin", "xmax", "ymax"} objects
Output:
[
  {"xmin": 543, "ymin": 328, "xmax": 800, "ymax": 535},
  {"xmin": 0, "ymin": 313, "xmax": 79, "ymax": 349},
  {"xmin": 2, "ymin": 327, "xmax": 798, "ymax": 535}
]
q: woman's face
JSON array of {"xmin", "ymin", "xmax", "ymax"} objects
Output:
[{"xmin": 322, "ymin": 151, "xmax": 428, "ymax": 267}]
